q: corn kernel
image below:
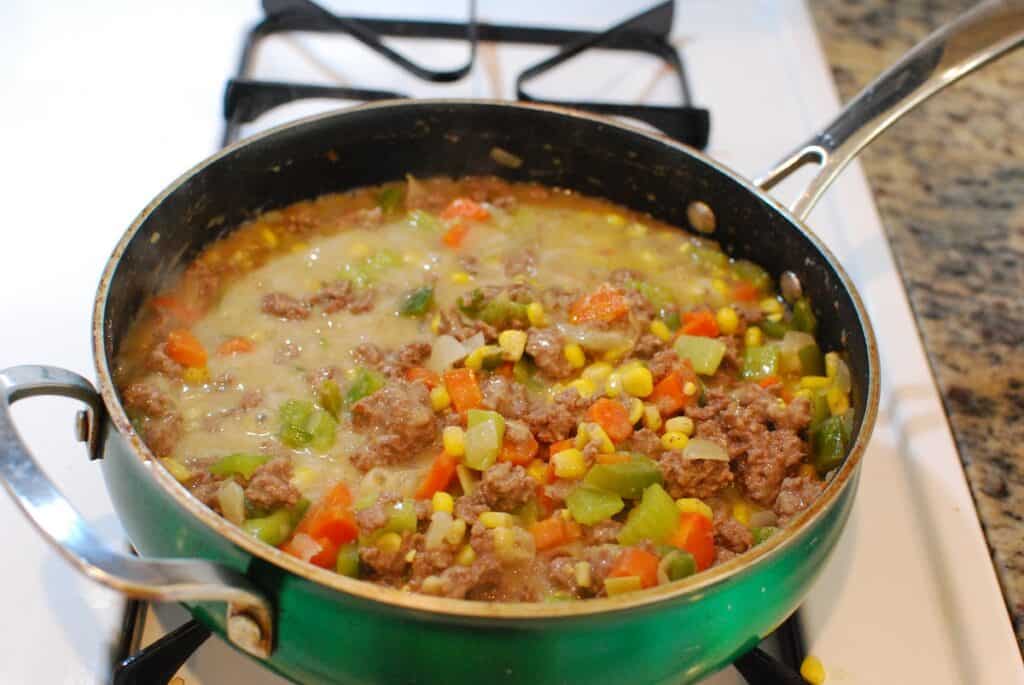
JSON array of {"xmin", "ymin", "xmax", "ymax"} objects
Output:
[
  {"xmin": 825, "ymin": 352, "xmax": 841, "ymax": 379},
  {"xmin": 527, "ymin": 302, "xmax": 546, "ymax": 327},
  {"xmin": 759, "ymin": 297, "xmax": 783, "ymax": 315},
  {"xmin": 465, "ymin": 344, "xmax": 501, "ymax": 371},
  {"xmin": 445, "ymin": 518, "xmax": 467, "ymax": 545},
  {"xmin": 582, "ymin": 361, "xmax": 614, "ymax": 385},
  {"xmin": 640, "ymin": 249, "xmax": 657, "ymax": 264},
  {"xmin": 745, "ymin": 326, "xmax": 763, "ymax": 347},
  {"xmin": 799, "ymin": 463, "xmax": 818, "ymax": 479},
  {"xmin": 347, "ymin": 242, "xmax": 370, "ymax": 258},
  {"xmin": 576, "ymin": 422, "xmax": 615, "ymax": 453},
  {"xmin": 665, "ymin": 416, "xmax": 695, "ymax": 436},
  {"xmin": 642, "ymin": 403, "xmax": 662, "ymax": 431},
  {"xmin": 574, "ymin": 561, "xmax": 592, "ymax": 588},
  {"xmin": 794, "ymin": 388, "xmax": 813, "ymax": 401},
  {"xmin": 552, "ymin": 448, "xmax": 587, "ymax": 479},
  {"xmin": 800, "ymin": 376, "xmax": 831, "ymax": 389},
  {"xmin": 430, "ymin": 313, "xmax": 441, "ymax": 335},
  {"xmin": 678, "ymin": 242, "xmax": 692, "ymax": 254},
  {"xmin": 711, "ymin": 278, "xmax": 729, "ymax": 296},
  {"xmin": 626, "ymin": 222, "xmax": 648, "ymax": 238},
  {"xmin": 183, "ymin": 366, "xmax": 209, "ymax": 385},
  {"xmin": 291, "ymin": 241, "xmax": 309, "ymax": 253},
  {"xmin": 605, "ymin": 575, "xmax": 643, "ymax": 596},
  {"xmin": 405, "ymin": 549, "xmax": 417, "ymax": 563},
  {"xmin": 498, "ymin": 329, "xmax": 528, "ymax": 362},
  {"xmin": 715, "ymin": 306, "xmax": 739, "ymax": 335},
  {"xmin": 649, "ymin": 318, "xmax": 673, "ymax": 342},
  {"xmin": 604, "ymin": 372, "xmax": 623, "ymax": 397},
  {"xmin": 450, "ymin": 271, "xmax": 472, "ymax": 284},
  {"xmin": 661, "ymin": 431, "xmax": 689, "ymax": 451},
  {"xmin": 827, "ymin": 387, "xmax": 849, "ymax": 416},
  {"xmin": 799, "ymin": 655, "xmax": 826, "ymax": 685},
  {"xmin": 526, "ymin": 459, "xmax": 549, "ymax": 484},
  {"xmin": 492, "ymin": 527, "xmax": 516, "ymax": 556},
  {"xmin": 430, "ymin": 386, "xmax": 451, "ymax": 412},
  {"xmin": 683, "ymin": 381, "xmax": 698, "ymax": 397},
  {"xmin": 260, "ymin": 227, "xmax": 279, "ymax": 248},
  {"xmin": 567, "ymin": 378, "xmax": 596, "ymax": 399},
  {"xmin": 563, "ymin": 343, "xmax": 586, "ymax": 369},
  {"xmin": 622, "ymin": 366, "xmax": 654, "ymax": 398},
  {"xmin": 432, "ymin": 491, "xmax": 454, "ymax": 514},
  {"xmin": 601, "ymin": 342, "xmax": 632, "ymax": 363},
  {"xmin": 421, "ymin": 575, "xmax": 444, "ymax": 594},
  {"xmin": 676, "ymin": 498, "xmax": 714, "ymax": 520},
  {"xmin": 443, "ymin": 426, "xmax": 466, "ymax": 457},
  {"xmin": 732, "ymin": 501, "xmax": 751, "ymax": 526},
  {"xmin": 160, "ymin": 458, "xmax": 192, "ymax": 483},
  {"xmin": 766, "ymin": 312, "xmax": 783, "ymax": 323},
  {"xmin": 456, "ymin": 544, "xmax": 476, "ymax": 566},
  {"xmin": 605, "ymin": 213, "xmax": 626, "ymax": 226},
  {"xmin": 628, "ymin": 397, "xmax": 644, "ymax": 424},
  {"xmin": 376, "ymin": 532, "xmax": 403, "ymax": 553},
  {"xmin": 479, "ymin": 511, "xmax": 515, "ymax": 529}
]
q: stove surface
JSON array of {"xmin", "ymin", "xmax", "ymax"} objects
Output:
[{"xmin": 0, "ymin": 1, "xmax": 1020, "ymax": 684}]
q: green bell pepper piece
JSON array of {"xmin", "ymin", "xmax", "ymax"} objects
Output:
[
  {"xmin": 384, "ymin": 499, "xmax": 419, "ymax": 534},
  {"xmin": 566, "ymin": 486, "xmax": 624, "ymax": 525},
  {"xmin": 809, "ymin": 390, "xmax": 830, "ymax": 430},
  {"xmin": 798, "ymin": 342, "xmax": 825, "ymax": 376},
  {"xmin": 336, "ymin": 542, "xmax": 361, "ymax": 577},
  {"xmin": 317, "ymin": 379, "xmax": 343, "ymax": 418},
  {"xmin": 741, "ymin": 345, "xmax": 780, "ymax": 380},
  {"xmin": 209, "ymin": 453, "xmax": 272, "ymax": 480},
  {"xmin": 243, "ymin": 508, "xmax": 295, "ymax": 546},
  {"xmin": 513, "ymin": 357, "xmax": 544, "ymax": 392},
  {"xmin": 674, "ymin": 335, "xmax": 727, "ymax": 375},
  {"xmin": 760, "ymin": 318, "xmax": 789, "ymax": 339},
  {"xmin": 376, "ymin": 186, "xmax": 404, "ymax": 213},
  {"xmin": 618, "ymin": 483, "xmax": 678, "ymax": 546},
  {"xmin": 345, "ymin": 367, "xmax": 385, "ymax": 406},
  {"xmin": 812, "ymin": 414, "xmax": 849, "ymax": 473},
  {"xmin": 399, "ymin": 286, "xmax": 434, "ymax": 317},
  {"xmin": 665, "ymin": 550, "xmax": 697, "ymax": 580},
  {"xmin": 583, "ymin": 455, "xmax": 663, "ymax": 500},
  {"xmin": 463, "ymin": 413, "xmax": 504, "ymax": 470},
  {"xmin": 752, "ymin": 526, "xmax": 779, "ymax": 546},
  {"xmin": 791, "ymin": 297, "xmax": 817, "ymax": 334},
  {"xmin": 661, "ymin": 310, "xmax": 681, "ymax": 331},
  {"xmin": 307, "ymin": 409, "xmax": 337, "ymax": 452}
]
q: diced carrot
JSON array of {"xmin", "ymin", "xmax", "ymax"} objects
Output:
[
  {"xmin": 587, "ymin": 398, "xmax": 633, "ymax": 443},
  {"xmin": 530, "ymin": 516, "xmax": 583, "ymax": 551},
  {"xmin": 609, "ymin": 547, "xmax": 660, "ymax": 589},
  {"xmin": 288, "ymin": 481, "xmax": 358, "ymax": 568},
  {"xmin": 443, "ymin": 368, "xmax": 483, "ymax": 415},
  {"xmin": 681, "ymin": 310, "xmax": 720, "ymax": 337},
  {"xmin": 499, "ymin": 430, "xmax": 539, "ymax": 466},
  {"xmin": 547, "ymin": 439, "xmax": 575, "ymax": 458},
  {"xmin": 414, "ymin": 450, "xmax": 458, "ymax": 499},
  {"xmin": 405, "ymin": 366, "xmax": 440, "ymax": 388},
  {"xmin": 442, "ymin": 222, "xmax": 471, "ymax": 249},
  {"xmin": 649, "ymin": 371, "xmax": 686, "ymax": 416},
  {"xmin": 667, "ymin": 512, "xmax": 715, "ymax": 571},
  {"xmin": 165, "ymin": 329, "xmax": 207, "ymax": 368},
  {"xmin": 150, "ymin": 295, "xmax": 200, "ymax": 325},
  {"xmin": 732, "ymin": 281, "xmax": 760, "ymax": 302},
  {"xmin": 441, "ymin": 197, "xmax": 490, "ymax": 222},
  {"xmin": 596, "ymin": 452, "xmax": 631, "ymax": 465},
  {"xmin": 536, "ymin": 483, "xmax": 556, "ymax": 518},
  {"xmin": 570, "ymin": 284, "xmax": 630, "ymax": 324},
  {"xmin": 758, "ymin": 375, "xmax": 780, "ymax": 389},
  {"xmin": 217, "ymin": 336, "xmax": 255, "ymax": 356}
]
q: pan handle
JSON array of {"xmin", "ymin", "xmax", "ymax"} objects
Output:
[
  {"xmin": 0, "ymin": 365, "xmax": 273, "ymax": 658},
  {"xmin": 756, "ymin": 0, "xmax": 1024, "ymax": 222}
]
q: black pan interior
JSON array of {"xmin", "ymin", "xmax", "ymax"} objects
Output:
[{"xmin": 102, "ymin": 101, "xmax": 871, "ymax": 440}]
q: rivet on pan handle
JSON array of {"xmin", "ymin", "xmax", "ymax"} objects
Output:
[
  {"xmin": 0, "ymin": 365, "xmax": 274, "ymax": 659},
  {"xmin": 756, "ymin": 0, "xmax": 1024, "ymax": 222}
]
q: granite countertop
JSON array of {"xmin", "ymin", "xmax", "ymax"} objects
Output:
[{"xmin": 811, "ymin": 0, "xmax": 1024, "ymax": 649}]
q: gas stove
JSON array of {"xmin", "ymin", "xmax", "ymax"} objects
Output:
[{"xmin": 1, "ymin": 1, "xmax": 1020, "ymax": 684}]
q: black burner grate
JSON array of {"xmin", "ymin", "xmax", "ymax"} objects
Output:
[{"xmin": 221, "ymin": 0, "xmax": 710, "ymax": 147}]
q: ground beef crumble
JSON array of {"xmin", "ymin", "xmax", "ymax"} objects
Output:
[
  {"xmin": 350, "ymin": 381, "xmax": 438, "ymax": 471},
  {"xmin": 261, "ymin": 292, "xmax": 310, "ymax": 320},
  {"xmin": 244, "ymin": 457, "xmax": 301, "ymax": 510},
  {"xmin": 478, "ymin": 462, "xmax": 534, "ymax": 512}
]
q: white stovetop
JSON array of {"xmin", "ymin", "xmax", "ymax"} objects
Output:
[{"xmin": 1, "ymin": 1, "xmax": 1020, "ymax": 684}]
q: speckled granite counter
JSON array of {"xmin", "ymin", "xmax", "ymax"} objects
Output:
[{"xmin": 811, "ymin": 1, "xmax": 1024, "ymax": 648}]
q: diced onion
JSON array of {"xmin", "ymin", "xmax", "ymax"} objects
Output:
[
  {"xmin": 833, "ymin": 358, "xmax": 852, "ymax": 394},
  {"xmin": 556, "ymin": 323, "xmax": 630, "ymax": 352},
  {"xmin": 217, "ymin": 480, "xmax": 246, "ymax": 525},
  {"xmin": 361, "ymin": 466, "xmax": 425, "ymax": 499},
  {"xmin": 748, "ymin": 509, "xmax": 779, "ymax": 528},
  {"xmin": 287, "ymin": 533, "xmax": 323, "ymax": 562},
  {"xmin": 428, "ymin": 335, "xmax": 468, "ymax": 372},
  {"xmin": 682, "ymin": 438, "xmax": 729, "ymax": 462},
  {"xmin": 424, "ymin": 512, "xmax": 454, "ymax": 550},
  {"xmin": 781, "ymin": 331, "xmax": 816, "ymax": 356}
]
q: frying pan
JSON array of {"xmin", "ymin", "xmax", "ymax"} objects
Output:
[{"xmin": 1, "ymin": 3, "xmax": 1021, "ymax": 683}]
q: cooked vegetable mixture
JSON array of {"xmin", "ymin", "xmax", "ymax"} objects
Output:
[{"xmin": 116, "ymin": 177, "xmax": 854, "ymax": 601}]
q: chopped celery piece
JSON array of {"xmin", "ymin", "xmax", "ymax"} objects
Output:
[
  {"xmin": 467, "ymin": 409, "xmax": 506, "ymax": 433},
  {"xmin": 463, "ymin": 417, "xmax": 504, "ymax": 470},
  {"xmin": 665, "ymin": 550, "xmax": 697, "ymax": 580},
  {"xmin": 566, "ymin": 486, "xmax": 624, "ymax": 525},
  {"xmin": 513, "ymin": 357, "xmax": 544, "ymax": 392},
  {"xmin": 307, "ymin": 409, "xmax": 337, "ymax": 452},
  {"xmin": 798, "ymin": 342, "xmax": 825, "ymax": 376},
  {"xmin": 674, "ymin": 335, "xmax": 727, "ymax": 375},
  {"xmin": 243, "ymin": 509, "xmax": 294, "ymax": 546},
  {"xmin": 280, "ymin": 399, "xmax": 314, "ymax": 429},
  {"xmin": 732, "ymin": 260, "xmax": 771, "ymax": 292},
  {"xmin": 661, "ymin": 310, "xmax": 681, "ymax": 331},
  {"xmin": 618, "ymin": 483, "xmax": 678, "ymax": 545},
  {"xmin": 812, "ymin": 414, "xmax": 849, "ymax": 473},
  {"xmin": 317, "ymin": 379, "xmax": 343, "ymax": 418},
  {"xmin": 584, "ymin": 456, "xmax": 663, "ymax": 499},
  {"xmin": 515, "ymin": 499, "xmax": 541, "ymax": 528},
  {"xmin": 626, "ymin": 279, "xmax": 674, "ymax": 311},
  {"xmin": 791, "ymin": 297, "xmax": 817, "ymax": 334},
  {"xmin": 752, "ymin": 526, "xmax": 779, "ymax": 545},
  {"xmin": 407, "ymin": 209, "xmax": 442, "ymax": 232},
  {"xmin": 336, "ymin": 542, "xmax": 360, "ymax": 577},
  {"xmin": 339, "ymin": 250, "xmax": 399, "ymax": 287},
  {"xmin": 345, "ymin": 367, "xmax": 385, "ymax": 406},
  {"xmin": 209, "ymin": 453, "xmax": 271, "ymax": 480},
  {"xmin": 376, "ymin": 186, "xmax": 404, "ymax": 213},
  {"xmin": 741, "ymin": 345, "xmax": 780, "ymax": 380},
  {"xmin": 399, "ymin": 286, "xmax": 434, "ymax": 317},
  {"xmin": 760, "ymin": 318, "xmax": 789, "ymax": 339},
  {"xmin": 385, "ymin": 499, "xmax": 419, "ymax": 533},
  {"xmin": 809, "ymin": 390, "xmax": 830, "ymax": 430},
  {"xmin": 458, "ymin": 289, "xmax": 529, "ymax": 327}
]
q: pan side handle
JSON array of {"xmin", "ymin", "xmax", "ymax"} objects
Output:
[
  {"xmin": 0, "ymin": 365, "xmax": 274, "ymax": 659},
  {"xmin": 756, "ymin": 0, "xmax": 1024, "ymax": 222}
]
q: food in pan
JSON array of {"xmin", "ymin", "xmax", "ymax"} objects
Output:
[{"xmin": 116, "ymin": 176, "xmax": 853, "ymax": 601}]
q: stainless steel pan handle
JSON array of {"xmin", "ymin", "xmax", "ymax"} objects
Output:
[
  {"xmin": 0, "ymin": 365, "xmax": 273, "ymax": 658},
  {"xmin": 757, "ymin": 0, "xmax": 1024, "ymax": 222}
]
